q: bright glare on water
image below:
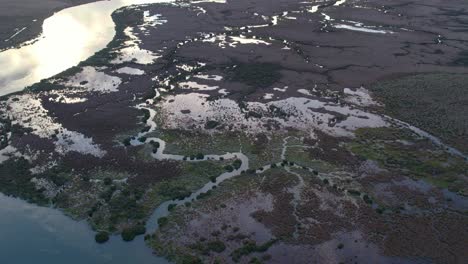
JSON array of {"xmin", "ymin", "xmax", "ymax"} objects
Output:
[{"xmin": 0, "ymin": 0, "xmax": 172, "ymax": 97}]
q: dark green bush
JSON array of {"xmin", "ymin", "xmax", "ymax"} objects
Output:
[
  {"xmin": 103, "ymin": 177, "xmax": 112, "ymax": 185},
  {"xmin": 224, "ymin": 165, "xmax": 234, "ymax": 172},
  {"xmin": 158, "ymin": 217, "xmax": 169, "ymax": 227},
  {"xmin": 123, "ymin": 137, "xmax": 132, "ymax": 146},
  {"xmin": 121, "ymin": 225, "xmax": 146, "ymax": 242},
  {"xmin": 95, "ymin": 231, "xmax": 109, "ymax": 244},
  {"xmin": 207, "ymin": 240, "xmax": 226, "ymax": 253},
  {"xmin": 168, "ymin": 203, "xmax": 177, "ymax": 211},
  {"xmin": 363, "ymin": 194, "xmax": 373, "ymax": 204},
  {"xmin": 233, "ymin": 159, "xmax": 242, "ymax": 170},
  {"xmin": 231, "ymin": 239, "xmax": 278, "ymax": 262},
  {"xmin": 347, "ymin": 190, "xmax": 361, "ymax": 196},
  {"xmin": 205, "ymin": 120, "xmax": 219, "ymax": 129}
]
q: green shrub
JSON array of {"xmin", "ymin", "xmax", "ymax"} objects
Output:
[
  {"xmin": 168, "ymin": 203, "xmax": 177, "ymax": 211},
  {"xmin": 246, "ymin": 169, "xmax": 256, "ymax": 174},
  {"xmin": 225, "ymin": 165, "xmax": 234, "ymax": 172},
  {"xmin": 121, "ymin": 228, "xmax": 135, "ymax": 241},
  {"xmin": 231, "ymin": 239, "xmax": 278, "ymax": 262},
  {"xmin": 179, "ymin": 254, "xmax": 203, "ymax": 264},
  {"xmin": 103, "ymin": 177, "xmax": 112, "ymax": 185},
  {"xmin": 207, "ymin": 240, "xmax": 226, "ymax": 253},
  {"xmin": 141, "ymin": 109, "xmax": 151, "ymax": 123},
  {"xmin": 347, "ymin": 190, "xmax": 361, "ymax": 196},
  {"xmin": 121, "ymin": 225, "xmax": 146, "ymax": 242},
  {"xmin": 363, "ymin": 194, "xmax": 373, "ymax": 204},
  {"xmin": 95, "ymin": 231, "xmax": 110, "ymax": 244},
  {"xmin": 233, "ymin": 159, "xmax": 242, "ymax": 169},
  {"xmin": 249, "ymin": 257, "xmax": 262, "ymax": 264},
  {"xmin": 205, "ymin": 120, "xmax": 219, "ymax": 129},
  {"xmin": 150, "ymin": 140, "xmax": 160, "ymax": 152},
  {"xmin": 196, "ymin": 190, "xmax": 212, "ymax": 200},
  {"xmin": 123, "ymin": 137, "xmax": 132, "ymax": 146},
  {"xmin": 158, "ymin": 217, "xmax": 169, "ymax": 227}
]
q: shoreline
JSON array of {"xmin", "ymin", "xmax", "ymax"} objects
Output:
[{"xmin": 0, "ymin": 0, "xmax": 103, "ymax": 51}]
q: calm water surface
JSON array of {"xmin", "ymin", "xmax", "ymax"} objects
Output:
[
  {"xmin": 0, "ymin": 0, "xmax": 171, "ymax": 96},
  {"xmin": 0, "ymin": 193, "xmax": 168, "ymax": 263}
]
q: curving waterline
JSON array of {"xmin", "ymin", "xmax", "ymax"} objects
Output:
[
  {"xmin": 0, "ymin": 0, "xmax": 177, "ymax": 97},
  {"xmin": 384, "ymin": 116, "xmax": 468, "ymax": 161},
  {"xmin": 130, "ymin": 89, "xmax": 249, "ymax": 232},
  {"xmin": 133, "ymin": 89, "xmax": 467, "ymax": 235}
]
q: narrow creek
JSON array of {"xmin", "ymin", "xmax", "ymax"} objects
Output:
[
  {"xmin": 132, "ymin": 89, "xmax": 250, "ymax": 233},
  {"xmin": 280, "ymin": 137, "xmax": 306, "ymax": 239}
]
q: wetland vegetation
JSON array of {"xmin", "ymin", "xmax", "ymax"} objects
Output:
[
  {"xmin": 371, "ymin": 73, "xmax": 468, "ymax": 153},
  {"xmin": 0, "ymin": 0, "xmax": 467, "ymax": 263}
]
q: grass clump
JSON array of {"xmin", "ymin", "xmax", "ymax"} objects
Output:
[
  {"xmin": 190, "ymin": 240, "xmax": 226, "ymax": 255},
  {"xmin": 158, "ymin": 217, "xmax": 169, "ymax": 227},
  {"xmin": 232, "ymin": 159, "xmax": 242, "ymax": 170},
  {"xmin": 231, "ymin": 239, "xmax": 278, "ymax": 262},
  {"xmin": 225, "ymin": 165, "xmax": 234, "ymax": 172},
  {"xmin": 229, "ymin": 63, "xmax": 282, "ymax": 88},
  {"xmin": 121, "ymin": 224, "xmax": 146, "ymax": 241}
]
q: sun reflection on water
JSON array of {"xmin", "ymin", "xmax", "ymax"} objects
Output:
[{"xmin": 0, "ymin": 0, "xmax": 175, "ymax": 96}]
